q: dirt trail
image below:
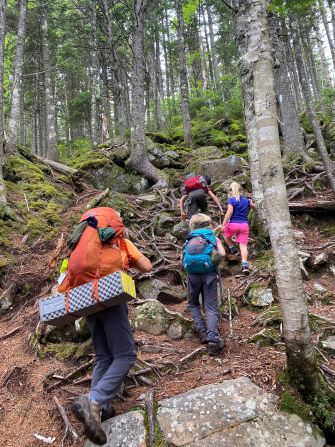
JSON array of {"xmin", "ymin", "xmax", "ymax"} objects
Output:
[{"xmin": 1, "ymin": 188, "xmax": 335, "ymax": 447}]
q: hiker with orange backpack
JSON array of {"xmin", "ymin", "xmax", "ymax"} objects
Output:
[
  {"xmin": 58, "ymin": 207, "xmax": 152, "ymax": 445},
  {"xmin": 179, "ymin": 173, "xmax": 224, "ymax": 219}
]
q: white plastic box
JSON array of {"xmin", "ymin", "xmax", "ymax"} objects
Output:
[{"xmin": 39, "ymin": 271, "xmax": 136, "ymax": 327}]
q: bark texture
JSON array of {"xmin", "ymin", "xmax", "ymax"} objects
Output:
[
  {"xmin": 90, "ymin": 0, "xmax": 98, "ymax": 149},
  {"xmin": 40, "ymin": 2, "xmax": 59, "ymax": 161},
  {"xmin": 236, "ymin": 0, "xmax": 319, "ymax": 395},
  {"xmin": 0, "ymin": 0, "xmax": 7, "ymax": 208},
  {"xmin": 269, "ymin": 15, "xmax": 305, "ymax": 154},
  {"xmin": 128, "ymin": 0, "xmax": 168, "ymax": 188},
  {"xmin": 175, "ymin": 0, "xmax": 192, "ymax": 146},
  {"xmin": 7, "ymin": 0, "xmax": 27, "ymax": 154},
  {"xmin": 290, "ymin": 18, "xmax": 335, "ymax": 196}
]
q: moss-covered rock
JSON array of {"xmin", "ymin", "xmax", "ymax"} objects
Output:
[
  {"xmin": 248, "ymin": 327, "xmax": 281, "ymax": 346},
  {"xmin": 280, "ymin": 390, "xmax": 312, "ymax": 421},
  {"xmin": 41, "ymin": 339, "xmax": 92, "ymax": 361}
]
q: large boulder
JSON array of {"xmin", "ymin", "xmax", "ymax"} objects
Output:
[
  {"xmin": 85, "ymin": 411, "xmax": 146, "ymax": 447},
  {"xmin": 200, "ymin": 155, "xmax": 243, "ymax": 183},
  {"xmin": 133, "ymin": 300, "xmax": 193, "ymax": 339},
  {"xmin": 157, "ymin": 378, "xmax": 325, "ymax": 447},
  {"xmin": 193, "ymin": 146, "xmax": 223, "ymax": 160},
  {"xmin": 137, "ymin": 279, "xmax": 187, "ymax": 303}
]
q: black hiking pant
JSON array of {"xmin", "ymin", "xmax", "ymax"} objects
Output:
[{"xmin": 186, "ymin": 189, "xmax": 208, "ymax": 218}]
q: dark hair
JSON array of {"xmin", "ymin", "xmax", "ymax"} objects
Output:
[{"xmin": 204, "ymin": 175, "xmax": 211, "ymax": 185}]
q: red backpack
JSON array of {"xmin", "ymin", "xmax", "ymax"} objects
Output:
[{"xmin": 184, "ymin": 175, "xmax": 207, "ymax": 194}]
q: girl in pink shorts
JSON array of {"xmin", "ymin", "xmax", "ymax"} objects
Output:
[{"xmin": 221, "ymin": 182, "xmax": 255, "ymax": 274}]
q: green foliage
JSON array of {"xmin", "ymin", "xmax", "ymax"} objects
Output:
[
  {"xmin": 59, "ymin": 138, "xmax": 92, "ymax": 164},
  {"xmin": 280, "ymin": 390, "xmax": 312, "ymax": 421},
  {"xmin": 182, "ymin": 0, "xmax": 200, "ymax": 25}
]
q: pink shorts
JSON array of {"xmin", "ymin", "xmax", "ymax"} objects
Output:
[{"xmin": 224, "ymin": 222, "xmax": 249, "ymax": 245}]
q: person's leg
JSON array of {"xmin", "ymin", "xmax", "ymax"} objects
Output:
[
  {"xmin": 235, "ymin": 224, "xmax": 250, "ymax": 272},
  {"xmin": 89, "ymin": 305, "xmax": 136, "ymax": 410},
  {"xmin": 197, "ymin": 190, "xmax": 208, "ymax": 214},
  {"xmin": 86, "ymin": 314, "xmax": 112, "ymax": 391},
  {"xmin": 223, "ymin": 223, "xmax": 239, "ymax": 254},
  {"xmin": 202, "ymin": 272, "xmax": 220, "ymax": 343},
  {"xmin": 186, "ymin": 191, "xmax": 198, "ymax": 218},
  {"xmin": 188, "ymin": 273, "xmax": 207, "ymax": 338}
]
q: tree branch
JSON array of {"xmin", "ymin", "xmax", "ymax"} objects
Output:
[{"xmin": 219, "ymin": 0, "xmax": 236, "ymax": 12}]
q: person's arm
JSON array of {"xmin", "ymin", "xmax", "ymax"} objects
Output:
[
  {"xmin": 249, "ymin": 199, "xmax": 256, "ymax": 209},
  {"xmin": 132, "ymin": 255, "xmax": 153, "ymax": 273},
  {"xmin": 221, "ymin": 204, "xmax": 234, "ymax": 229},
  {"xmin": 207, "ymin": 189, "xmax": 223, "ymax": 215},
  {"xmin": 216, "ymin": 238, "xmax": 226, "ymax": 257},
  {"xmin": 179, "ymin": 195, "xmax": 187, "ymax": 219}
]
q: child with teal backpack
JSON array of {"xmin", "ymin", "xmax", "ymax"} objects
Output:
[{"xmin": 183, "ymin": 213, "xmax": 226, "ymax": 356}]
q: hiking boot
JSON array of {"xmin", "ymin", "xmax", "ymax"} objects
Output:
[
  {"xmin": 101, "ymin": 403, "xmax": 116, "ymax": 422},
  {"xmin": 241, "ymin": 264, "xmax": 250, "ymax": 275},
  {"xmin": 229, "ymin": 246, "xmax": 239, "ymax": 255},
  {"xmin": 208, "ymin": 337, "xmax": 224, "ymax": 357},
  {"xmin": 197, "ymin": 329, "xmax": 208, "ymax": 344},
  {"xmin": 72, "ymin": 395, "xmax": 107, "ymax": 445}
]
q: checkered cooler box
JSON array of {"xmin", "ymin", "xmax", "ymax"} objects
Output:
[{"xmin": 39, "ymin": 271, "xmax": 136, "ymax": 327}]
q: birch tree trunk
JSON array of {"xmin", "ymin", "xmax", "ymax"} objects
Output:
[
  {"xmin": 40, "ymin": 2, "xmax": 58, "ymax": 161},
  {"xmin": 235, "ymin": 0, "xmax": 320, "ymax": 395},
  {"xmin": 320, "ymin": 0, "xmax": 335, "ymax": 70},
  {"xmin": 290, "ymin": 18, "xmax": 335, "ymax": 195},
  {"xmin": 206, "ymin": 2, "xmax": 221, "ymax": 95},
  {"xmin": 234, "ymin": 0, "xmax": 267, "ymax": 228},
  {"xmin": 175, "ymin": 0, "xmax": 192, "ymax": 147},
  {"xmin": 90, "ymin": 0, "xmax": 98, "ymax": 149},
  {"xmin": 0, "ymin": 0, "xmax": 7, "ymax": 209},
  {"xmin": 7, "ymin": 0, "xmax": 27, "ymax": 154},
  {"xmin": 128, "ymin": 0, "xmax": 168, "ymax": 188},
  {"xmin": 269, "ymin": 15, "xmax": 305, "ymax": 155}
]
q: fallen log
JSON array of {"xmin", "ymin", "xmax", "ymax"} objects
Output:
[
  {"xmin": 85, "ymin": 188, "xmax": 110, "ymax": 209},
  {"xmin": 289, "ymin": 200, "xmax": 335, "ymax": 213},
  {"xmin": 37, "ymin": 156, "xmax": 78, "ymax": 176}
]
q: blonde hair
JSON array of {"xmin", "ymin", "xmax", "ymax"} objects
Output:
[
  {"xmin": 189, "ymin": 213, "xmax": 212, "ymax": 230},
  {"xmin": 229, "ymin": 181, "xmax": 241, "ymax": 201}
]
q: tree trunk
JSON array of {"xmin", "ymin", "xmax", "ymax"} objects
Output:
[
  {"xmin": 165, "ymin": 9, "xmax": 176, "ymax": 115},
  {"xmin": 7, "ymin": 0, "xmax": 27, "ymax": 154},
  {"xmin": 175, "ymin": 0, "xmax": 192, "ymax": 147},
  {"xmin": 0, "ymin": 0, "xmax": 7, "ymax": 209},
  {"xmin": 301, "ymin": 31, "xmax": 322, "ymax": 103},
  {"xmin": 290, "ymin": 18, "xmax": 335, "ymax": 196},
  {"xmin": 206, "ymin": 2, "xmax": 221, "ymax": 95},
  {"xmin": 234, "ymin": 0, "xmax": 267, "ymax": 228},
  {"xmin": 40, "ymin": 1, "xmax": 59, "ymax": 161},
  {"xmin": 188, "ymin": 16, "xmax": 204, "ymax": 92},
  {"xmin": 201, "ymin": 4, "xmax": 214, "ymax": 91},
  {"xmin": 101, "ymin": 64, "xmax": 113, "ymax": 144},
  {"xmin": 320, "ymin": 0, "xmax": 335, "ymax": 70},
  {"xmin": 155, "ymin": 28, "xmax": 165, "ymax": 129},
  {"xmin": 315, "ymin": 22, "xmax": 334, "ymax": 89},
  {"xmin": 269, "ymin": 15, "xmax": 305, "ymax": 155},
  {"xmin": 161, "ymin": 15, "xmax": 171, "ymax": 120},
  {"xmin": 235, "ymin": 0, "xmax": 319, "ymax": 396},
  {"xmin": 128, "ymin": 0, "xmax": 167, "ymax": 188},
  {"xmin": 101, "ymin": 0, "xmax": 129, "ymax": 136},
  {"xmin": 90, "ymin": 0, "xmax": 98, "ymax": 149}
]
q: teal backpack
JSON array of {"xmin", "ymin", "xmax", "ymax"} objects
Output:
[{"xmin": 183, "ymin": 228, "xmax": 219, "ymax": 274}]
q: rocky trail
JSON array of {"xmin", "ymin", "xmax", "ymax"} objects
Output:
[{"xmin": 1, "ymin": 166, "xmax": 335, "ymax": 446}]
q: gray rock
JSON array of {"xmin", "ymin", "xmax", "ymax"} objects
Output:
[
  {"xmin": 85, "ymin": 411, "xmax": 146, "ymax": 447},
  {"xmin": 172, "ymin": 221, "xmax": 190, "ymax": 240},
  {"xmin": 157, "ymin": 378, "xmax": 277, "ymax": 446},
  {"xmin": 321, "ymin": 336, "xmax": 335, "ymax": 354},
  {"xmin": 137, "ymin": 279, "xmax": 187, "ymax": 303},
  {"xmin": 293, "ymin": 230, "xmax": 305, "ymax": 240},
  {"xmin": 200, "ymin": 155, "xmax": 243, "ymax": 183},
  {"xmin": 157, "ymin": 378, "xmax": 324, "ymax": 447},
  {"xmin": 135, "ymin": 194, "xmax": 161, "ymax": 206},
  {"xmin": 154, "ymin": 212, "xmax": 175, "ymax": 236},
  {"xmin": 314, "ymin": 283, "xmax": 327, "ymax": 294},
  {"xmin": 220, "ymin": 173, "xmax": 252, "ymax": 193},
  {"xmin": 248, "ymin": 287, "xmax": 274, "ymax": 307},
  {"xmin": 313, "ymin": 253, "xmax": 328, "ymax": 266},
  {"xmin": 133, "ymin": 300, "xmax": 193, "ymax": 339},
  {"xmin": 298, "ymin": 250, "xmax": 311, "ymax": 263},
  {"xmin": 165, "ymin": 150, "xmax": 180, "ymax": 160},
  {"xmin": 193, "ymin": 146, "xmax": 223, "ymax": 160},
  {"xmin": 190, "ymin": 414, "xmax": 325, "ymax": 447},
  {"xmin": 0, "ymin": 286, "xmax": 14, "ymax": 314}
]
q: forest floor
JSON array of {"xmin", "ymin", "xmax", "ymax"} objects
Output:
[{"xmin": 0, "ymin": 181, "xmax": 335, "ymax": 447}]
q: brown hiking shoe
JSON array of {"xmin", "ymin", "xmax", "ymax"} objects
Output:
[
  {"xmin": 72, "ymin": 395, "xmax": 107, "ymax": 445},
  {"xmin": 101, "ymin": 403, "xmax": 116, "ymax": 422}
]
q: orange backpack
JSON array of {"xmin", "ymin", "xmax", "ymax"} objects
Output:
[{"xmin": 58, "ymin": 207, "xmax": 129, "ymax": 292}]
